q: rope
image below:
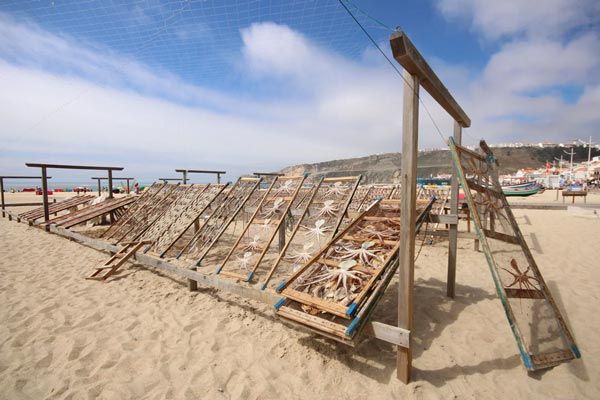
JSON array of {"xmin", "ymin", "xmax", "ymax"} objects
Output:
[
  {"xmin": 414, "ymin": 219, "xmax": 429, "ymax": 263},
  {"xmin": 337, "ymin": 0, "xmax": 450, "ymax": 146},
  {"xmin": 340, "ymin": 0, "xmax": 394, "ymax": 31}
]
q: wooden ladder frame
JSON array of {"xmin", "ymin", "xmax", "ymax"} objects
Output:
[{"xmin": 86, "ymin": 240, "xmax": 152, "ymax": 281}]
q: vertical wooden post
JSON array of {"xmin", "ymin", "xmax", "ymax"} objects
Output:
[
  {"xmin": 41, "ymin": 167, "xmax": 50, "ymax": 224},
  {"xmin": 96, "ymin": 178, "xmax": 102, "ymax": 196},
  {"xmin": 126, "ymin": 179, "xmax": 130, "ymax": 194},
  {"xmin": 0, "ymin": 178, "xmax": 5, "ymax": 218},
  {"xmin": 217, "ymin": 173, "xmax": 221, "ymax": 184},
  {"xmin": 182, "ymin": 170, "xmax": 188, "ymax": 184},
  {"xmin": 188, "ymin": 265, "xmax": 198, "ymax": 291},
  {"xmin": 107, "ymin": 170, "xmax": 113, "ymax": 199},
  {"xmin": 398, "ymin": 70, "xmax": 419, "ymax": 383},
  {"xmin": 278, "ymin": 216, "xmax": 286, "ymax": 252},
  {"xmin": 447, "ymin": 121, "xmax": 462, "ymax": 298}
]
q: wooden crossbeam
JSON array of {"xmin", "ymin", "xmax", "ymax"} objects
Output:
[{"xmin": 390, "ymin": 31, "xmax": 471, "ymax": 127}]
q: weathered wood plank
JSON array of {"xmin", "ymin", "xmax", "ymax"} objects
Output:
[
  {"xmin": 397, "ymin": 69, "xmax": 419, "ymax": 383},
  {"xmin": 389, "ymin": 31, "xmax": 470, "ymax": 127},
  {"xmin": 447, "ymin": 121, "xmax": 461, "ymax": 298}
]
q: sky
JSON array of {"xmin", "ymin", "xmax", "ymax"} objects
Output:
[{"xmin": 0, "ymin": 0, "xmax": 599, "ymax": 182}]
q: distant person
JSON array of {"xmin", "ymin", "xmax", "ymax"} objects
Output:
[{"xmin": 134, "ymin": 182, "xmax": 140, "ymax": 194}]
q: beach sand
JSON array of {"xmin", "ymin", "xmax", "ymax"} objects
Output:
[{"xmin": 1, "ymin": 194, "xmax": 599, "ymax": 399}]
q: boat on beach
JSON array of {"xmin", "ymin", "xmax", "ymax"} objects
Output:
[{"xmin": 501, "ymin": 181, "xmax": 541, "ymax": 196}]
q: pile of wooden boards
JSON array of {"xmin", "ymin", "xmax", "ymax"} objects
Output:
[
  {"xmin": 44, "ymin": 196, "xmax": 136, "ymax": 228},
  {"xmin": 274, "ymin": 198, "xmax": 433, "ymax": 344},
  {"xmin": 18, "ymin": 195, "xmax": 95, "ymax": 223}
]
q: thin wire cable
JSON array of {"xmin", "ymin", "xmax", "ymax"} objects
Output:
[
  {"xmin": 337, "ymin": 0, "xmax": 451, "ymax": 146},
  {"xmin": 414, "ymin": 219, "xmax": 429, "ymax": 263},
  {"xmin": 342, "ymin": 0, "xmax": 394, "ymax": 31}
]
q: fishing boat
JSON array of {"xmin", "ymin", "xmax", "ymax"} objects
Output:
[{"xmin": 501, "ymin": 181, "xmax": 541, "ymax": 197}]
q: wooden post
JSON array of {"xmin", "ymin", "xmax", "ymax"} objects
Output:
[
  {"xmin": 278, "ymin": 215, "xmax": 286, "ymax": 252},
  {"xmin": 107, "ymin": 169, "xmax": 113, "ymax": 199},
  {"xmin": 0, "ymin": 178, "xmax": 4, "ymax": 218},
  {"xmin": 41, "ymin": 166, "xmax": 50, "ymax": 225},
  {"xmin": 96, "ymin": 178, "xmax": 102, "ymax": 196},
  {"xmin": 188, "ymin": 265, "xmax": 198, "ymax": 291},
  {"xmin": 182, "ymin": 170, "xmax": 188, "ymax": 184},
  {"xmin": 217, "ymin": 173, "xmax": 221, "ymax": 184},
  {"xmin": 447, "ymin": 121, "xmax": 461, "ymax": 298},
  {"xmin": 397, "ymin": 70, "xmax": 419, "ymax": 383},
  {"xmin": 126, "ymin": 179, "xmax": 130, "ymax": 194}
]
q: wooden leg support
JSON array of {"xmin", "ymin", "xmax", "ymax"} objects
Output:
[
  {"xmin": 397, "ymin": 70, "xmax": 419, "ymax": 383},
  {"xmin": 188, "ymin": 266, "xmax": 198, "ymax": 291}
]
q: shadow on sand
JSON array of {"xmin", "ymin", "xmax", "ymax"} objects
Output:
[
  {"xmin": 121, "ymin": 262, "xmax": 586, "ymax": 386},
  {"xmin": 293, "ymin": 277, "xmax": 514, "ymax": 385}
]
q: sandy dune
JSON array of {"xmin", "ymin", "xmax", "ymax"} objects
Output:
[{"xmin": 0, "ymin": 204, "xmax": 599, "ymax": 399}]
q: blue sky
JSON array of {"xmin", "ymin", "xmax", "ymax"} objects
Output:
[{"xmin": 0, "ymin": 0, "xmax": 599, "ymax": 181}]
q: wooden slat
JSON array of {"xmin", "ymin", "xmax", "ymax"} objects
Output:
[
  {"xmin": 219, "ymin": 270, "xmax": 249, "ymax": 281},
  {"xmin": 482, "ymin": 229, "xmax": 520, "ymax": 245},
  {"xmin": 364, "ymin": 322, "xmax": 410, "ymax": 348},
  {"xmin": 281, "ymin": 288, "xmax": 349, "ymax": 319},
  {"xmin": 429, "ymin": 214, "xmax": 458, "ymax": 225},
  {"xmin": 19, "ymin": 195, "xmax": 94, "ymax": 221},
  {"xmin": 57, "ymin": 197, "xmax": 136, "ymax": 228},
  {"xmin": 531, "ymin": 349, "xmax": 575, "ymax": 368},
  {"xmin": 504, "ymin": 288, "xmax": 545, "ymax": 299},
  {"xmin": 455, "ymin": 143, "xmax": 486, "ymax": 161},
  {"xmin": 466, "ymin": 180, "xmax": 503, "ymax": 197},
  {"xmin": 322, "ymin": 176, "xmax": 362, "ymax": 182},
  {"xmin": 342, "ymin": 234, "xmax": 398, "ymax": 247},
  {"xmin": 277, "ymin": 305, "xmax": 347, "ymax": 337}
]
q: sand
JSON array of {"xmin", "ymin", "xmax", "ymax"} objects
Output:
[{"xmin": 1, "ymin": 193, "xmax": 599, "ymax": 399}]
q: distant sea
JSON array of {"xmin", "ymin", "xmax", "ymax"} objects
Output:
[{"xmin": 2, "ymin": 180, "xmax": 155, "ymax": 191}]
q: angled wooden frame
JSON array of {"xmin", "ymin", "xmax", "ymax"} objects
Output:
[
  {"xmin": 449, "ymin": 138, "xmax": 580, "ymax": 370},
  {"xmin": 216, "ymin": 175, "xmax": 307, "ymax": 282},
  {"xmin": 175, "ymin": 176, "xmax": 262, "ymax": 261},
  {"xmin": 260, "ymin": 175, "xmax": 362, "ymax": 290}
]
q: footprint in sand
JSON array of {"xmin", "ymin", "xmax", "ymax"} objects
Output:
[
  {"xmin": 67, "ymin": 339, "xmax": 87, "ymax": 361},
  {"xmin": 183, "ymin": 320, "xmax": 203, "ymax": 333},
  {"xmin": 125, "ymin": 320, "xmax": 140, "ymax": 331},
  {"xmin": 74, "ymin": 312, "xmax": 103, "ymax": 328},
  {"xmin": 14, "ymin": 379, "xmax": 28, "ymax": 391},
  {"xmin": 10, "ymin": 331, "xmax": 31, "ymax": 348},
  {"xmin": 35, "ymin": 352, "xmax": 53, "ymax": 369}
]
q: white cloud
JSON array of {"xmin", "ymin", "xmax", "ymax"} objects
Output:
[
  {"xmin": 433, "ymin": 0, "xmax": 600, "ymax": 145},
  {"xmin": 1, "ymin": 16, "xmax": 458, "ymax": 180},
  {"xmin": 481, "ymin": 34, "xmax": 600, "ymax": 93},
  {"xmin": 436, "ymin": 0, "xmax": 600, "ymax": 40},
  {"xmin": 2, "ymin": 5, "xmax": 597, "ymax": 184}
]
